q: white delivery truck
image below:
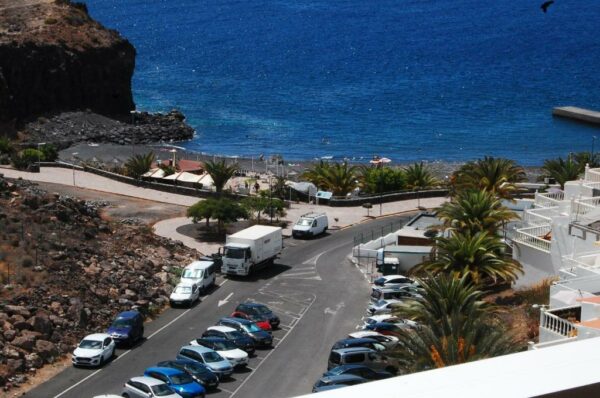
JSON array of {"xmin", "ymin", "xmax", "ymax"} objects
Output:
[{"xmin": 221, "ymin": 225, "xmax": 283, "ymax": 276}]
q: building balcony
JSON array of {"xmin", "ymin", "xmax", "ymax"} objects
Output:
[
  {"xmin": 513, "ymin": 225, "xmax": 552, "ymax": 253},
  {"xmin": 534, "ymin": 191, "xmax": 564, "ymax": 208}
]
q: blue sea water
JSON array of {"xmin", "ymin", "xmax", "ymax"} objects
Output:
[{"xmin": 85, "ymin": 0, "xmax": 600, "ymax": 165}]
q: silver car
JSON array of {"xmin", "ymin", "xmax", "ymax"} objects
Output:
[
  {"xmin": 176, "ymin": 345, "xmax": 234, "ymax": 379},
  {"xmin": 122, "ymin": 376, "xmax": 182, "ymax": 398}
]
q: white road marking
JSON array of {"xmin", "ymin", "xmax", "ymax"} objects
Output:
[
  {"xmin": 218, "ymin": 292, "xmax": 234, "ymax": 307},
  {"xmin": 253, "ymin": 355, "xmax": 265, "ymax": 360},
  {"xmin": 112, "ymin": 349, "xmax": 132, "ymax": 362},
  {"xmin": 229, "ymin": 295, "xmax": 317, "ymax": 398},
  {"xmin": 246, "ymin": 366, "xmax": 255, "ymax": 371},
  {"xmin": 148, "ymin": 308, "xmax": 192, "ymax": 340},
  {"xmin": 219, "ymin": 387, "xmax": 234, "ymax": 394},
  {"xmin": 219, "ymin": 279, "xmax": 229, "ymax": 287},
  {"xmin": 53, "ymin": 369, "xmax": 102, "ymax": 398}
]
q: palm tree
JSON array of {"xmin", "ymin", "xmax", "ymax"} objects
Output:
[
  {"xmin": 452, "ymin": 156, "xmax": 526, "ymax": 199},
  {"xmin": 204, "ymin": 159, "xmax": 239, "ymax": 194},
  {"xmin": 125, "ymin": 152, "xmax": 155, "ymax": 179},
  {"xmin": 436, "ymin": 189, "xmax": 518, "ymax": 235},
  {"xmin": 542, "ymin": 157, "xmax": 582, "ymax": 189},
  {"xmin": 413, "ymin": 231, "xmax": 523, "ymax": 285},
  {"xmin": 403, "ymin": 162, "xmax": 439, "ymax": 190},
  {"xmin": 301, "ymin": 161, "xmax": 358, "ymax": 196},
  {"xmin": 391, "ymin": 274, "xmax": 516, "ymax": 373}
]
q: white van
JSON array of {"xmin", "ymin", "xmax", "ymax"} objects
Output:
[
  {"xmin": 292, "ymin": 212, "xmax": 328, "ymax": 238},
  {"xmin": 180, "ymin": 260, "xmax": 216, "ymax": 292}
]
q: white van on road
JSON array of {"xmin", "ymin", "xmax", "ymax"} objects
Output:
[
  {"xmin": 180, "ymin": 260, "xmax": 216, "ymax": 292},
  {"xmin": 292, "ymin": 212, "xmax": 328, "ymax": 238}
]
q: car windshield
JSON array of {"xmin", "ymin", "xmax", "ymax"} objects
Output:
[
  {"xmin": 376, "ymin": 299, "xmax": 387, "ymax": 307},
  {"xmin": 186, "ymin": 363, "xmax": 212, "ymax": 375},
  {"xmin": 171, "ymin": 373, "xmax": 194, "ymax": 385},
  {"xmin": 296, "ymin": 218, "xmax": 312, "ymax": 226},
  {"xmin": 110, "ymin": 318, "xmax": 133, "ymax": 328},
  {"xmin": 151, "ymin": 384, "xmax": 174, "ymax": 396},
  {"xmin": 202, "ymin": 351, "xmax": 223, "ymax": 363},
  {"xmin": 182, "ymin": 269, "xmax": 202, "ymax": 279},
  {"xmin": 174, "ymin": 285, "xmax": 192, "ymax": 294},
  {"xmin": 214, "ymin": 340, "xmax": 237, "ymax": 350},
  {"xmin": 79, "ymin": 339, "xmax": 102, "ymax": 349},
  {"xmin": 243, "ymin": 323, "xmax": 262, "ymax": 333},
  {"xmin": 224, "ymin": 247, "xmax": 245, "ymax": 259},
  {"xmin": 226, "ymin": 331, "xmax": 245, "ymax": 340}
]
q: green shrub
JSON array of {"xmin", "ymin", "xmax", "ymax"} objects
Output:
[
  {"xmin": 11, "ymin": 149, "xmax": 44, "ymax": 170},
  {"xmin": 39, "ymin": 144, "xmax": 58, "ymax": 162}
]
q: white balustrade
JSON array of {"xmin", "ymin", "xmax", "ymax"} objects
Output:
[
  {"xmin": 540, "ymin": 309, "xmax": 578, "ymax": 338},
  {"xmin": 513, "ymin": 225, "xmax": 552, "ymax": 252},
  {"xmin": 535, "ymin": 191, "xmax": 564, "ymax": 208}
]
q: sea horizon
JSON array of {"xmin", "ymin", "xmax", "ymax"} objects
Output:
[{"xmin": 85, "ymin": 0, "xmax": 600, "ymax": 166}]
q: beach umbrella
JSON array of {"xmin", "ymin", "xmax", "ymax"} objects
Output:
[{"xmin": 379, "ymin": 157, "xmax": 392, "ymax": 163}]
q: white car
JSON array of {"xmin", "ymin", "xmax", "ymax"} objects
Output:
[
  {"xmin": 72, "ymin": 333, "xmax": 115, "ymax": 367},
  {"xmin": 373, "ymin": 274, "xmax": 419, "ymax": 288},
  {"xmin": 348, "ymin": 331, "xmax": 399, "ymax": 349},
  {"xmin": 190, "ymin": 338, "xmax": 249, "ymax": 368},
  {"xmin": 122, "ymin": 376, "xmax": 182, "ymax": 398},
  {"xmin": 363, "ymin": 314, "xmax": 399, "ymax": 327},
  {"xmin": 367, "ymin": 299, "xmax": 403, "ymax": 315},
  {"xmin": 169, "ymin": 282, "xmax": 200, "ymax": 307}
]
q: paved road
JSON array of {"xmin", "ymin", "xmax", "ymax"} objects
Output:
[{"xmin": 24, "ymin": 214, "xmax": 414, "ymax": 398}]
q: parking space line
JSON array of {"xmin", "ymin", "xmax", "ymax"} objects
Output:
[
  {"xmin": 148, "ymin": 308, "xmax": 192, "ymax": 340},
  {"xmin": 273, "ymin": 337, "xmax": 281, "ymax": 341},
  {"xmin": 112, "ymin": 349, "xmax": 132, "ymax": 362},
  {"xmin": 278, "ymin": 324, "xmax": 291, "ymax": 330},
  {"xmin": 253, "ymin": 355, "xmax": 265, "ymax": 360},
  {"xmin": 219, "ymin": 387, "xmax": 234, "ymax": 394},
  {"xmin": 53, "ymin": 369, "xmax": 103, "ymax": 398},
  {"xmin": 229, "ymin": 295, "xmax": 317, "ymax": 398},
  {"xmin": 246, "ymin": 366, "xmax": 255, "ymax": 371}
]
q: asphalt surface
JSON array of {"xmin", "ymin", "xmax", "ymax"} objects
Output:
[{"xmin": 24, "ymin": 214, "xmax": 414, "ymax": 398}]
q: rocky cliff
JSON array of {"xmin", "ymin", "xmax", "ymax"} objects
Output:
[{"xmin": 0, "ymin": 0, "xmax": 135, "ymax": 131}]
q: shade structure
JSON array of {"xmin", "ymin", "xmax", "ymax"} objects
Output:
[
  {"xmin": 144, "ymin": 168, "xmax": 166, "ymax": 178},
  {"xmin": 198, "ymin": 173, "xmax": 214, "ymax": 188}
]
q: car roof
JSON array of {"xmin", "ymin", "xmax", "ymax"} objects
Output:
[
  {"xmin": 197, "ymin": 337, "xmax": 228, "ymax": 343},
  {"xmin": 180, "ymin": 345, "xmax": 215, "ymax": 354},
  {"xmin": 240, "ymin": 302, "xmax": 268, "ymax": 309},
  {"xmin": 175, "ymin": 281, "xmax": 196, "ymax": 288},
  {"xmin": 337, "ymin": 338, "xmax": 377, "ymax": 345},
  {"xmin": 116, "ymin": 310, "xmax": 140, "ymax": 319},
  {"xmin": 185, "ymin": 261, "xmax": 213, "ymax": 269},
  {"xmin": 130, "ymin": 376, "xmax": 166, "ymax": 386},
  {"xmin": 82, "ymin": 333, "xmax": 111, "ymax": 341},
  {"xmin": 349, "ymin": 331, "xmax": 382, "ymax": 338},
  {"xmin": 220, "ymin": 317, "xmax": 252, "ymax": 325},
  {"xmin": 145, "ymin": 366, "xmax": 184, "ymax": 376},
  {"xmin": 321, "ymin": 374, "xmax": 366, "ymax": 383},
  {"xmin": 332, "ymin": 346, "xmax": 376, "ymax": 354},
  {"xmin": 207, "ymin": 325, "xmax": 237, "ymax": 333}
]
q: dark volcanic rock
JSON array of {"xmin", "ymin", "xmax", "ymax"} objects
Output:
[{"xmin": 0, "ymin": 0, "xmax": 135, "ymax": 130}]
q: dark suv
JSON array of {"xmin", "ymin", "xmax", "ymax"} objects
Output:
[
  {"xmin": 234, "ymin": 302, "xmax": 280, "ymax": 329},
  {"xmin": 217, "ymin": 317, "xmax": 273, "ymax": 347},
  {"xmin": 201, "ymin": 326, "xmax": 256, "ymax": 355},
  {"xmin": 106, "ymin": 310, "xmax": 144, "ymax": 347}
]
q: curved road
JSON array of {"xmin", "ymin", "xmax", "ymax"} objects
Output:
[{"xmin": 24, "ymin": 214, "xmax": 414, "ymax": 398}]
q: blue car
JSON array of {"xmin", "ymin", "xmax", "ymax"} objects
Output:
[
  {"xmin": 106, "ymin": 310, "xmax": 144, "ymax": 347},
  {"xmin": 156, "ymin": 359, "xmax": 219, "ymax": 390},
  {"xmin": 324, "ymin": 364, "xmax": 394, "ymax": 380},
  {"xmin": 144, "ymin": 366, "xmax": 205, "ymax": 398},
  {"xmin": 312, "ymin": 374, "xmax": 367, "ymax": 393}
]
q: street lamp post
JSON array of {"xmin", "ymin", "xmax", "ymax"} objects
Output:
[{"xmin": 72, "ymin": 152, "xmax": 79, "ymax": 186}]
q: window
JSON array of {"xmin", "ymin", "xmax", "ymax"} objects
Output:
[
  {"xmin": 79, "ymin": 339, "xmax": 102, "ymax": 349},
  {"xmin": 224, "ymin": 247, "xmax": 245, "ymax": 259},
  {"xmin": 345, "ymin": 353, "xmax": 365, "ymax": 363},
  {"xmin": 151, "ymin": 383, "xmax": 175, "ymax": 396},
  {"xmin": 360, "ymin": 368, "xmax": 375, "ymax": 378},
  {"xmin": 138, "ymin": 383, "xmax": 151, "ymax": 394},
  {"xmin": 103, "ymin": 338, "xmax": 112, "ymax": 347},
  {"xmin": 329, "ymin": 352, "xmax": 341, "ymax": 365}
]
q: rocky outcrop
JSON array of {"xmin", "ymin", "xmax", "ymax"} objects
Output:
[
  {"xmin": 0, "ymin": 175, "xmax": 200, "ymax": 391},
  {"xmin": 0, "ymin": 0, "xmax": 135, "ymax": 130}
]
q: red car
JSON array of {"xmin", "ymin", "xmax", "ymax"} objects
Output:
[{"xmin": 230, "ymin": 311, "xmax": 272, "ymax": 331}]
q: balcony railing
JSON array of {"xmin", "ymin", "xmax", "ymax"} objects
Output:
[
  {"xmin": 523, "ymin": 207, "xmax": 557, "ymax": 226},
  {"xmin": 571, "ymin": 198, "xmax": 600, "ymax": 222},
  {"xmin": 584, "ymin": 167, "xmax": 600, "ymax": 183},
  {"xmin": 513, "ymin": 225, "xmax": 552, "ymax": 253},
  {"xmin": 535, "ymin": 191, "xmax": 564, "ymax": 208},
  {"xmin": 541, "ymin": 308, "xmax": 578, "ymax": 339}
]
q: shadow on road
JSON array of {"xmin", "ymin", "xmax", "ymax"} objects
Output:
[{"xmin": 224, "ymin": 263, "xmax": 291, "ymax": 282}]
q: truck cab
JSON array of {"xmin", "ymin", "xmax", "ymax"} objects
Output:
[
  {"xmin": 221, "ymin": 226, "xmax": 283, "ymax": 276},
  {"xmin": 223, "ymin": 243, "xmax": 252, "ymax": 274}
]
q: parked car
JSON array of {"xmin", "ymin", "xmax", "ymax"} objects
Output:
[
  {"xmin": 362, "ymin": 314, "xmax": 400, "ymax": 327},
  {"xmin": 365, "ymin": 321, "xmax": 415, "ymax": 336},
  {"xmin": 373, "ymin": 274, "xmax": 418, "ymax": 288},
  {"xmin": 230, "ymin": 311, "xmax": 272, "ymax": 331},
  {"xmin": 180, "ymin": 261, "xmax": 216, "ymax": 292},
  {"xmin": 144, "ymin": 367, "xmax": 205, "ymax": 398},
  {"xmin": 331, "ymin": 337, "xmax": 386, "ymax": 352},
  {"xmin": 72, "ymin": 333, "xmax": 115, "ymax": 367},
  {"xmin": 176, "ymin": 345, "xmax": 234, "ymax": 379},
  {"xmin": 312, "ymin": 374, "xmax": 367, "ymax": 393},
  {"xmin": 217, "ymin": 317, "xmax": 273, "ymax": 347},
  {"xmin": 202, "ymin": 326, "xmax": 256, "ymax": 354},
  {"xmin": 347, "ymin": 331, "xmax": 399, "ymax": 349},
  {"xmin": 328, "ymin": 347, "xmax": 395, "ymax": 373},
  {"xmin": 106, "ymin": 310, "xmax": 144, "ymax": 347},
  {"xmin": 367, "ymin": 299, "xmax": 403, "ymax": 315},
  {"xmin": 170, "ymin": 282, "xmax": 201, "ymax": 308},
  {"xmin": 323, "ymin": 364, "xmax": 394, "ymax": 380},
  {"xmin": 234, "ymin": 302, "xmax": 280, "ymax": 329},
  {"xmin": 122, "ymin": 376, "xmax": 181, "ymax": 398},
  {"xmin": 156, "ymin": 360, "xmax": 219, "ymax": 390},
  {"xmin": 189, "ymin": 337, "xmax": 249, "ymax": 368},
  {"xmin": 370, "ymin": 285, "xmax": 422, "ymax": 304}
]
